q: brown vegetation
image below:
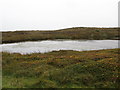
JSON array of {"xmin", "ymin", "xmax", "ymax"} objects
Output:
[{"xmin": 2, "ymin": 27, "xmax": 119, "ymax": 43}]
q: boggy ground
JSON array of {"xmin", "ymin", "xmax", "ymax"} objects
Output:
[
  {"xmin": 2, "ymin": 49, "xmax": 120, "ymax": 88},
  {"xmin": 2, "ymin": 27, "xmax": 119, "ymax": 43}
]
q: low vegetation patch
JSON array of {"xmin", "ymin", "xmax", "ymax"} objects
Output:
[{"xmin": 2, "ymin": 49, "xmax": 120, "ymax": 88}]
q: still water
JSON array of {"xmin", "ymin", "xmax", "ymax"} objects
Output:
[{"xmin": 0, "ymin": 40, "xmax": 119, "ymax": 54}]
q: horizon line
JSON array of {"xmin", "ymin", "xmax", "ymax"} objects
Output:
[{"xmin": 0, "ymin": 26, "xmax": 119, "ymax": 32}]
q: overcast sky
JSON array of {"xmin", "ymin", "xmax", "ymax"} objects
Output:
[{"xmin": 0, "ymin": 0, "xmax": 119, "ymax": 31}]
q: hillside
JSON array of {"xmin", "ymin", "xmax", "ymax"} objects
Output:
[{"xmin": 2, "ymin": 27, "xmax": 119, "ymax": 43}]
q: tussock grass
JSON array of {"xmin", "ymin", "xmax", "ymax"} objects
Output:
[{"xmin": 2, "ymin": 49, "xmax": 120, "ymax": 88}]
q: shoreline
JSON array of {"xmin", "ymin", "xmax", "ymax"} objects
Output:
[
  {"xmin": 1, "ymin": 39, "xmax": 119, "ymax": 44},
  {"xmin": 1, "ymin": 48, "xmax": 119, "ymax": 55}
]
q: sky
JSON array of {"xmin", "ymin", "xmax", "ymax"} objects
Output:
[{"xmin": 0, "ymin": 0, "xmax": 119, "ymax": 31}]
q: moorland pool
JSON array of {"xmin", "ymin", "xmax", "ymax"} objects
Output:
[{"xmin": 0, "ymin": 40, "xmax": 119, "ymax": 54}]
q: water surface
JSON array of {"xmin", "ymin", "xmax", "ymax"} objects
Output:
[{"xmin": 0, "ymin": 40, "xmax": 119, "ymax": 54}]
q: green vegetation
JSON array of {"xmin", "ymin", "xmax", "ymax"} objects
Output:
[
  {"xmin": 2, "ymin": 49, "xmax": 119, "ymax": 88},
  {"xmin": 2, "ymin": 27, "xmax": 119, "ymax": 43},
  {"xmin": 2, "ymin": 27, "xmax": 120, "ymax": 88}
]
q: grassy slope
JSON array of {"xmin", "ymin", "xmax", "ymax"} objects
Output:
[
  {"xmin": 2, "ymin": 49, "xmax": 120, "ymax": 88},
  {"xmin": 2, "ymin": 27, "xmax": 119, "ymax": 43}
]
